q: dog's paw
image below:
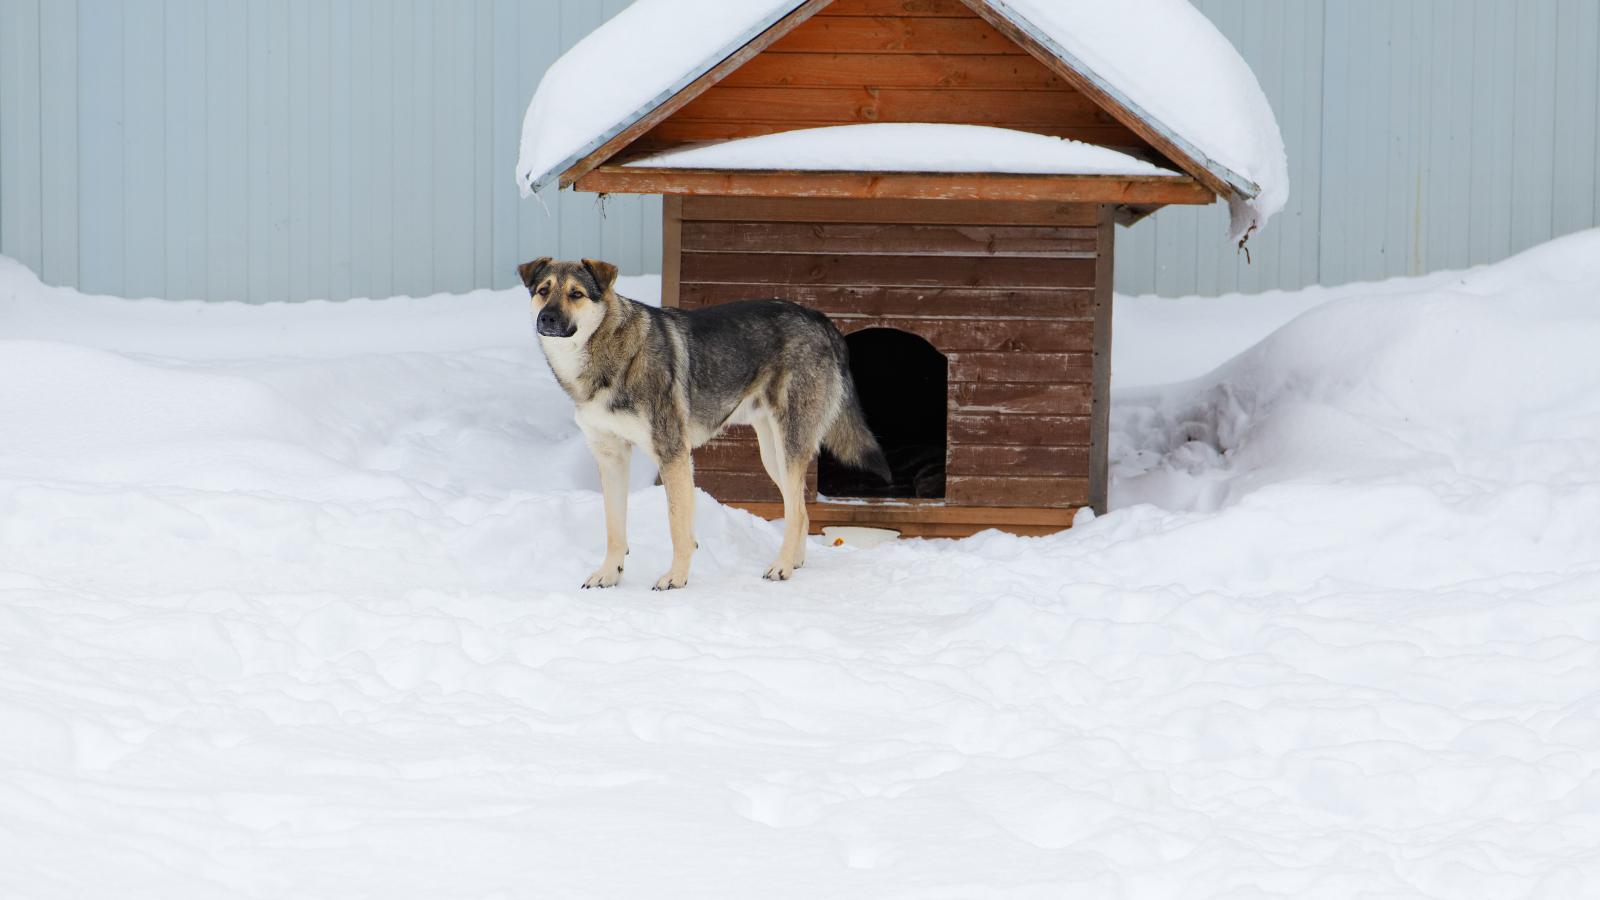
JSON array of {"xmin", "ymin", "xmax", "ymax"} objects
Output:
[
  {"xmin": 582, "ymin": 564, "xmax": 624, "ymax": 590},
  {"xmin": 763, "ymin": 560, "xmax": 798, "ymax": 582},
  {"xmin": 652, "ymin": 571, "xmax": 688, "ymax": 591}
]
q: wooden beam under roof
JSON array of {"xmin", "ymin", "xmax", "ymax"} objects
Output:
[{"xmin": 577, "ymin": 166, "xmax": 1216, "ymax": 205}]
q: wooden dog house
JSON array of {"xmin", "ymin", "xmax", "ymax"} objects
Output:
[{"xmin": 519, "ymin": 0, "xmax": 1281, "ymax": 537}]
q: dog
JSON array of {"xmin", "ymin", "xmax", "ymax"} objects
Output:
[{"xmin": 520, "ymin": 257, "xmax": 891, "ymax": 590}]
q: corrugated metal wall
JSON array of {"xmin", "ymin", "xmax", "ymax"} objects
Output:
[
  {"xmin": 2, "ymin": 0, "xmax": 1599, "ymax": 302},
  {"xmin": 0, "ymin": 0, "xmax": 662, "ymax": 302},
  {"xmin": 1116, "ymin": 0, "xmax": 1600, "ymax": 296}
]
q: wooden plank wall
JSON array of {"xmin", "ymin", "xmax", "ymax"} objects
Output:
[
  {"xmin": 636, "ymin": 0, "xmax": 1147, "ymax": 158},
  {"xmin": 675, "ymin": 197, "xmax": 1099, "ymax": 510}
]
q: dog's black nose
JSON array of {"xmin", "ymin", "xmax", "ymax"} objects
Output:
[{"xmin": 536, "ymin": 308, "xmax": 576, "ymax": 338}]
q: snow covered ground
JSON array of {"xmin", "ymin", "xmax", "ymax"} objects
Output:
[{"xmin": 3, "ymin": 234, "xmax": 1600, "ymax": 898}]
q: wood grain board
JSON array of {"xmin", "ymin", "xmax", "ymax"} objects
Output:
[
  {"xmin": 673, "ymin": 195, "xmax": 1110, "ymax": 524},
  {"xmin": 725, "ymin": 499, "xmax": 1081, "ymax": 539},
  {"xmin": 622, "ymin": 0, "xmax": 1171, "ymax": 175},
  {"xmin": 577, "ymin": 168, "xmax": 1209, "ymax": 205},
  {"xmin": 679, "ymin": 283, "xmax": 1096, "ymax": 319}
]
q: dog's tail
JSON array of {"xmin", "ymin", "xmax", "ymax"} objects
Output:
[{"xmin": 824, "ymin": 379, "xmax": 894, "ymax": 484}]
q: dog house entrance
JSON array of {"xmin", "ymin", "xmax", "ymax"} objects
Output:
[{"xmin": 819, "ymin": 328, "xmax": 947, "ymax": 500}]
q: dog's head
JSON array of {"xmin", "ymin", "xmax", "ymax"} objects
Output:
[{"xmin": 518, "ymin": 257, "xmax": 619, "ymax": 341}]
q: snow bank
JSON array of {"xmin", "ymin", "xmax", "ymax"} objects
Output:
[
  {"xmin": 625, "ymin": 123, "xmax": 1181, "ymax": 177},
  {"xmin": 4, "ymin": 234, "xmax": 1600, "ymax": 897},
  {"xmin": 516, "ymin": 0, "xmax": 1289, "ymax": 240},
  {"xmin": 1112, "ymin": 265, "xmax": 1483, "ymax": 390},
  {"xmin": 1113, "ymin": 230, "xmax": 1600, "ymax": 543},
  {"xmin": 0, "ymin": 257, "xmax": 660, "ymax": 360}
]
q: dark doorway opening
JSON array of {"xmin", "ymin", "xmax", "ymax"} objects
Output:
[{"xmin": 819, "ymin": 328, "xmax": 947, "ymax": 500}]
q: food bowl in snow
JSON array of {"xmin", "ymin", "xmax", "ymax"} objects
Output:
[{"xmin": 822, "ymin": 526, "xmax": 900, "ymax": 549}]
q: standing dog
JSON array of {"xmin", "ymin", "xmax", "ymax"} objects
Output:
[{"xmin": 521, "ymin": 258, "xmax": 891, "ymax": 590}]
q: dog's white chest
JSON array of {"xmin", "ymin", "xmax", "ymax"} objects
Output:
[
  {"xmin": 538, "ymin": 333, "xmax": 587, "ymax": 388},
  {"xmin": 574, "ymin": 400, "xmax": 656, "ymax": 454}
]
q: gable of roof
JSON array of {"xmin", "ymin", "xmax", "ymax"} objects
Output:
[{"xmin": 516, "ymin": 0, "xmax": 1287, "ymax": 236}]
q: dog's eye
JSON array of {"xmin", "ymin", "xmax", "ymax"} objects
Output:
[
  {"xmin": 537, "ymin": 285, "xmax": 549, "ymax": 297},
  {"xmin": 569, "ymin": 290, "xmax": 585, "ymax": 300}
]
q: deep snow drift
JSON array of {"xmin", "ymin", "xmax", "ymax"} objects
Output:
[{"xmin": 3, "ymin": 234, "xmax": 1600, "ymax": 898}]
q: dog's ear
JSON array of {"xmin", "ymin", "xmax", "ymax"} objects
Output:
[
  {"xmin": 581, "ymin": 258, "xmax": 619, "ymax": 297},
  {"xmin": 518, "ymin": 257, "xmax": 554, "ymax": 290}
]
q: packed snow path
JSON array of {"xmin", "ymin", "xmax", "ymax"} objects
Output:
[{"xmin": 3, "ymin": 235, "xmax": 1600, "ymax": 898}]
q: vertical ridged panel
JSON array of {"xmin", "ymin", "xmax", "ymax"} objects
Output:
[
  {"xmin": 2, "ymin": 2, "xmax": 1599, "ymax": 300},
  {"xmin": 1, "ymin": 0, "xmax": 44, "ymax": 276}
]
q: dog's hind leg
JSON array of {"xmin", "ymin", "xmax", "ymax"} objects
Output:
[
  {"xmin": 753, "ymin": 412, "xmax": 785, "ymax": 494},
  {"xmin": 582, "ymin": 431, "xmax": 631, "ymax": 589},
  {"xmin": 762, "ymin": 405, "xmax": 815, "ymax": 581},
  {"xmin": 748, "ymin": 409, "xmax": 800, "ymax": 576},
  {"xmin": 763, "ymin": 448, "xmax": 811, "ymax": 582},
  {"xmin": 653, "ymin": 452, "xmax": 696, "ymax": 591}
]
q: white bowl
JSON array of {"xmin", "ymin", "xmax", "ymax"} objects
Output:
[{"xmin": 821, "ymin": 525, "xmax": 900, "ymax": 549}]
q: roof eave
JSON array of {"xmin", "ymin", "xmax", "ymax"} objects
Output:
[
  {"xmin": 528, "ymin": 0, "xmax": 1264, "ymax": 206},
  {"xmin": 575, "ymin": 166, "xmax": 1218, "ymax": 206}
]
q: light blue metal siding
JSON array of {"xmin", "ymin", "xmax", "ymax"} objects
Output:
[
  {"xmin": 75, "ymin": 0, "xmax": 123, "ymax": 296},
  {"xmin": 1, "ymin": 0, "xmax": 657, "ymax": 302},
  {"xmin": 2, "ymin": 0, "xmax": 1599, "ymax": 301},
  {"xmin": 1553, "ymin": 0, "xmax": 1600, "ymax": 239},
  {"xmin": 0, "ymin": 0, "xmax": 45, "ymax": 278},
  {"xmin": 1116, "ymin": 0, "xmax": 1600, "ymax": 296},
  {"xmin": 205, "ymin": 0, "xmax": 249, "ymax": 302}
]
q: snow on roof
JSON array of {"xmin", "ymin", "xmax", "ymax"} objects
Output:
[
  {"xmin": 515, "ymin": 0, "xmax": 797, "ymax": 199},
  {"xmin": 623, "ymin": 124, "xmax": 1184, "ymax": 178},
  {"xmin": 995, "ymin": 0, "xmax": 1289, "ymax": 241},
  {"xmin": 516, "ymin": 0, "xmax": 1288, "ymax": 239}
]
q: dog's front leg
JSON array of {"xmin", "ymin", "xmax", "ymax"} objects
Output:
[
  {"xmin": 582, "ymin": 433, "xmax": 631, "ymax": 589},
  {"xmin": 653, "ymin": 453, "xmax": 695, "ymax": 591}
]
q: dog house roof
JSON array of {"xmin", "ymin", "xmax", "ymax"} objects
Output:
[{"xmin": 515, "ymin": 0, "xmax": 1289, "ymax": 239}]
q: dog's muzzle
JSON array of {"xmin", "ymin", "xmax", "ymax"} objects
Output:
[{"xmin": 536, "ymin": 308, "xmax": 578, "ymax": 339}]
